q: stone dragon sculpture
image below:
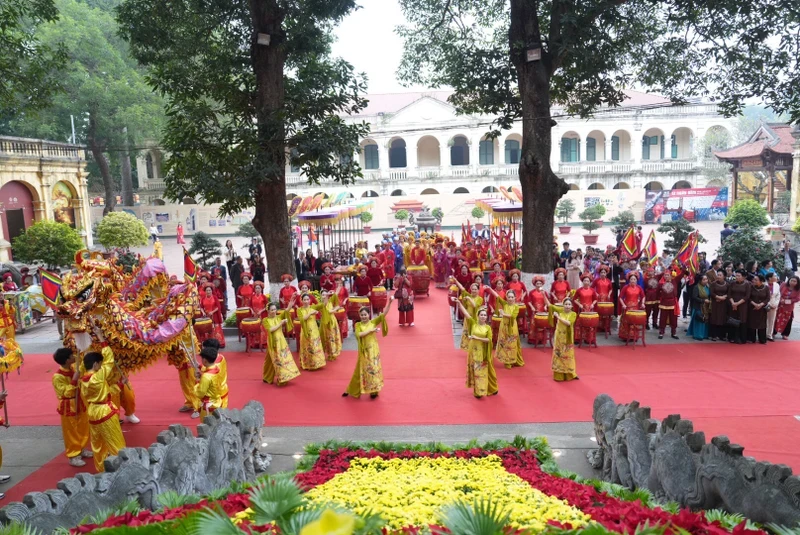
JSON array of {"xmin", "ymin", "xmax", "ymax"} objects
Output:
[
  {"xmin": 0, "ymin": 401, "xmax": 271, "ymax": 534},
  {"xmin": 587, "ymin": 394, "xmax": 800, "ymax": 526},
  {"xmin": 50, "ymin": 250, "xmax": 199, "ymax": 373}
]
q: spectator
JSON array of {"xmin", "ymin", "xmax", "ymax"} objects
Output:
[
  {"xmin": 250, "ymin": 255, "xmax": 266, "ymax": 283},
  {"xmin": 559, "ymin": 242, "xmax": 572, "ymax": 268},
  {"xmin": 248, "ymin": 237, "xmax": 262, "ymax": 262},
  {"xmin": 149, "ymin": 224, "xmax": 159, "ymax": 243},
  {"xmin": 782, "ymin": 239, "xmax": 798, "ymax": 281},
  {"xmin": 720, "ymin": 223, "xmax": 734, "ymax": 243},
  {"xmin": 230, "ymin": 257, "xmax": 245, "ymax": 293}
]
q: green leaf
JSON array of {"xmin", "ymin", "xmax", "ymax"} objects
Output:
[
  {"xmin": 95, "ymin": 212, "xmax": 150, "ymax": 250},
  {"xmin": 248, "ymin": 477, "xmax": 306, "ymax": 526},
  {"xmin": 436, "ymin": 497, "xmax": 511, "ymax": 535},
  {"xmin": 11, "ymin": 220, "xmax": 84, "ymax": 270}
]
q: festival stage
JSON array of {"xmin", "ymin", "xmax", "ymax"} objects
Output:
[{"xmin": 5, "ymin": 288, "xmax": 800, "ymax": 501}]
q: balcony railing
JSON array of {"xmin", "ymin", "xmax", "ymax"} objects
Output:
[
  {"xmin": 0, "ymin": 136, "xmax": 85, "ymax": 161},
  {"xmin": 557, "ymin": 158, "xmax": 700, "ymax": 175},
  {"xmin": 284, "ymin": 163, "xmax": 522, "ymax": 186}
]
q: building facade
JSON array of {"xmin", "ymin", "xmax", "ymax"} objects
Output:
[{"xmin": 0, "ymin": 136, "xmax": 93, "ymax": 262}]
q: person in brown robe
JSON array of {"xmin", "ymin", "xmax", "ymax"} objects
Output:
[
  {"xmin": 709, "ymin": 271, "xmax": 729, "ymax": 341},
  {"xmin": 727, "ymin": 270, "xmax": 751, "ymax": 344},
  {"xmin": 747, "ymin": 274, "xmax": 769, "ymax": 344}
]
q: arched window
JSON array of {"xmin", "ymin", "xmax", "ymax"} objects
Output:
[
  {"xmin": 364, "ymin": 144, "xmax": 379, "ymax": 169},
  {"xmin": 504, "ymin": 140, "xmax": 520, "ymax": 164},
  {"xmin": 450, "ymin": 136, "xmax": 469, "ymax": 166},
  {"xmin": 389, "ymin": 139, "xmax": 407, "ymax": 168},
  {"xmin": 453, "ymin": 187, "xmax": 469, "ymax": 194},
  {"xmin": 145, "ymin": 153, "xmax": 155, "ymax": 179}
]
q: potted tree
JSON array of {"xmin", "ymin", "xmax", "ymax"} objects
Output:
[
  {"xmin": 395, "ymin": 209, "xmax": 409, "ymax": 231},
  {"xmin": 593, "ymin": 204, "xmax": 607, "ymax": 227},
  {"xmin": 360, "ymin": 211, "xmax": 373, "ymax": 234},
  {"xmin": 579, "ymin": 205, "xmax": 604, "ymax": 245},
  {"xmin": 471, "ymin": 206, "xmax": 486, "ymax": 230},
  {"xmin": 555, "ymin": 199, "xmax": 575, "ymax": 234},
  {"xmin": 432, "ymin": 207, "xmax": 444, "ymax": 231}
]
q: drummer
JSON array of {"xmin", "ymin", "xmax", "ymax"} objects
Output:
[
  {"xmin": 320, "ymin": 263, "xmax": 336, "ymax": 292},
  {"xmin": 366, "ymin": 258, "xmax": 384, "ymax": 287},
  {"xmin": 488, "ymin": 261, "xmax": 506, "ymax": 288},
  {"xmin": 353, "ymin": 265, "xmax": 372, "ymax": 297},
  {"xmin": 278, "ymin": 274, "xmax": 297, "ymax": 310}
]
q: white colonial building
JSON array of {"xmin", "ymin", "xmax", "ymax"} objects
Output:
[{"xmin": 283, "ymin": 90, "xmax": 733, "ymax": 198}]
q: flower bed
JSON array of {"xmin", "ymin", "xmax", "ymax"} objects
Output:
[{"xmin": 70, "ymin": 438, "xmax": 767, "ymax": 535}]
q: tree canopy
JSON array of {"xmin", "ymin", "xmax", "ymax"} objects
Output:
[
  {"xmin": 95, "ymin": 211, "xmax": 149, "ymax": 249},
  {"xmin": 0, "ymin": 0, "xmax": 66, "ymax": 118},
  {"xmin": 12, "ymin": 220, "xmax": 83, "ymax": 269},
  {"xmin": 3, "ymin": 0, "xmax": 164, "ymax": 211},
  {"xmin": 397, "ymin": 0, "xmax": 800, "ymax": 273},
  {"xmin": 117, "ymin": 0, "xmax": 369, "ymax": 285}
]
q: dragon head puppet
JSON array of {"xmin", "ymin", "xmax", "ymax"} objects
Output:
[{"xmin": 43, "ymin": 250, "xmax": 200, "ymax": 373}]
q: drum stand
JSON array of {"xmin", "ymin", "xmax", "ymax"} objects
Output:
[
  {"xmin": 624, "ymin": 324, "xmax": 647, "ymax": 349},
  {"xmin": 578, "ymin": 326, "xmax": 598, "ymax": 348}
]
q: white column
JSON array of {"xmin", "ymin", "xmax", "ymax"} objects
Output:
[
  {"xmin": 605, "ymin": 139, "xmax": 611, "ymax": 161},
  {"xmin": 406, "ymin": 137, "xmax": 418, "ymax": 178},
  {"xmin": 379, "ymin": 139, "xmax": 390, "ymax": 173},
  {"xmin": 470, "ymin": 137, "xmax": 480, "ymax": 169},
  {"xmin": 439, "ymin": 139, "xmax": 449, "ymax": 172},
  {"xmin": 790, "ymin": 126, "xmax": 800, "ymax": 225}
]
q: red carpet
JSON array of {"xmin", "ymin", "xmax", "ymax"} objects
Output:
[{"xmin": 4, "ymin": 288, "xmax": 800, "ymax": 497}]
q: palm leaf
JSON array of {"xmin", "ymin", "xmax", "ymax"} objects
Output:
[
  {"xmin": 158, "ymin": 491, "xmax": 201, "ymax": 510},
  {"xmin": 436, "ymin": 497, "xmax": 511, "ymax": 535},
  {"xmin": 275, "ymin": 504, "xmax": 326, "ymax": 535},
  {"xmin": 187, "ymin": 508, "xmax": 245, "ymax": 535},
  {"xmin": 0, "ymin": 523, "xmax": 44, "ymax": 535},
  {"xmin": 249, "ymin": 477, "xmax": 306, "ymax": 525}
]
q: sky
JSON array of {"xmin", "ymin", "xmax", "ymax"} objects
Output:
[{"xmin": 331, "ymin": 0, "xmax": 429, "ymax": 94}]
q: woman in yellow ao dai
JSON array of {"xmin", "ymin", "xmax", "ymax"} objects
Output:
[
  {"xmin": 457, "ymin": 301, "xmax": 498, "ymax": 398},
  {"xmin": 261, "ymin": 302, "xmax": 301, "ymax": 386},
  {"xmin": 318, "ymin": 292, "xmax": 343, "ymax": 361},
  {"xmin": 485, "ymin": 286, "xmax": 524, "ymax": 369},
  {"xmin": 296, "ymin": 293, "xmax": 326, "ymax": 370},
  {"xmin": 343, "ymin": 296, "xmax": 394, "ymax": 399}
]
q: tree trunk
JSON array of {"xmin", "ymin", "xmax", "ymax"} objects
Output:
[
  {"xmin": 510, "ymin": 0, "xmax": 569, "ymax": 277},
  {"xmin": 120, "ymin": 126, "xmax": 134, "ymax": 206},
  {"xmin": 87, "ymin": 112, "xmax": 116, "ymax": 215},
  {"xmin": 249, "ymin": 0, "xmax": 292, "ymax": 295}
]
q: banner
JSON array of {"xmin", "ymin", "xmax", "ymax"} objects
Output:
[{"xmin": 644, "ymin": 187, "xmax": 728, "ymax": 223}]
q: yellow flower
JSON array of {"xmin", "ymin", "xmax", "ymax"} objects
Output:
[
  {"xmin": 300, "ymin": 509, "xmax": 357, "ymax": 535},
  {"xmin": 232, "ymin": 507, "xmax": 254, "ymax": 525},
  {"xmin": 305, "ymin": 455, "xmax": 589, "ymax": 531}
]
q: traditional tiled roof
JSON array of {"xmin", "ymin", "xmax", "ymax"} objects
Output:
[{"xmin": 714, "ymin": 123, "xmax": 794, "ymax": 160}]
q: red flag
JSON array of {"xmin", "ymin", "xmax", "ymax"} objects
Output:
[
  {"xmin": 40, "ymin": 270, "xmax": 63, "ymax": 309},
  {"xmin": 673, "ymin": 231, "xmax": 699, "ymax": 283},
  {"xmin": 619, "ymin": 226, "xmax": 640, "ymax": 260},
  {"xmin": 183, "ymin": 248, "xmax": 197, "ymax": 282},
  {"xmin": 642, "ymin": 231, "xmax": 658, "ymax": 265}
]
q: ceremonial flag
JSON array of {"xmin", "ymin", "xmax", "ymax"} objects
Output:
[
  {"xmin": 184, "ymin": 248, "xmax": 198, "ymax": 282},
  {"xmin": 673, "ymin": 231, "xmax": 699, "ymax": 283},
  {"xmin": 619, "ymin": 226, "xmax": 639, "ymax": 260},
  {"xmin": 642, "ymin": 231, "xmax": 658, "ymax": 265},
  {"xmin": 40, "ymin": 270, "xmax": 62, "ymax": 309}
]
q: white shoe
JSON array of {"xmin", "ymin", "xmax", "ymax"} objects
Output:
[
  {"xmin": 191, "ymin": 411, "xmax": 200, "ymax": 419},
  {"xmin": 0, "ymin": 475, "xmax": 10, "ymax": 484},
  {"xmin": 178, "ymin": 405, "xmax": 193, "ymax": 413},
  {"xmin": 126, "ymin": 414, "xmax": 140, "ymax": 424},
  {"xmin": 69, "ymin": 457, "xmax": 86, "ymax": 467},
  {"xmin": 410, "ymin": 322, "xmax": 415, "ymax": 326},
  {"xmin": 81, "ymin": 450, "xmax": 93, "ymax": 458}
]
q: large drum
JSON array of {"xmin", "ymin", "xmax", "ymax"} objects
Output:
[
  {"xmin": 370, "ymin": 286, "xmax": 387, "ymax": 312},
  {"xmin": 240, "ymin": 318, "xmax": 262, "ymax": 335},
  {"xmin": 516, "ymin": 303, "xmax": 528, "ymax": 334},
  {"xmin": 597, "ymin": 302, "xmax": 614, "ymax": 316},
  {"xmin": 235, "ymin": 307, "xmax": 251, "ymax": 324},
  {"xmin": 533, "ymin": 312, "xmax": 550, "ymax": 329},
  {"xmin": 577, "ymin": 312, "xmax": 600, "ymax": 328},
  {"xmin": 407, "ymin": 265, "xmax": 431, "ymax": 296},
  {"xmin": 625, "ymin": 310, "xmax": 647, "ymax": 325},
  {"xmin": 334, "ymin": 309, "xmax": 346, "ymax": 324},
  {"xmin": 194, "ymin": 317, "xmax": 213, "ymax": 336},
  {"xmin": 348, "ymin": 296, "xmax": 370, "ymax": 321}
]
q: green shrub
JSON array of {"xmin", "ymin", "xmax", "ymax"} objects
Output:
[
  {"xmin": 726, "ymin": 199, "xmax": 769, "ymax": 228},
  {"xmin": 95, "ymin": 212, "xmax": 149, "ymax": 250}
]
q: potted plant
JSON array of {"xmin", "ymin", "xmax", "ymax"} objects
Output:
[
  {"xmin": 593, "ymin": 204, "xmax": 607, "ymax": 227},
  {"xmin": 431, "ymin": 207, "xmax": 444, "ymax": 231},
  {"xmin": 394, "ymin": 209, "xmax": 409, "ymax": 230},
  {"xmin": 579, "ymin": 205, "xmax": 604, "ymax": 245},
  {"xmin": 471, "ymin": 206, "xmax": 486, "ymax": 230},
  {"xmin": 360, "ymin": 211, "xmax": 373, "ymax": 234},
  {"xmin": 555, "ymin": 199, "xmax": 575, "ymax": 234}
]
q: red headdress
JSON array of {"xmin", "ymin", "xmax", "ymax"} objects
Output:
[
  {"xmin": 532, "ymin": 275, "xmax": 546, "ymax": 286},
  {"xmin": 597, "ymin": 264, "xmax": 610, "ymax": 275},
  {"xmin": 281, "ymin": 274, "xmax": 293, "ymax": 282},
  {"xmin": 446, "ymin": 241, "xmax": 457, "ymax": 248},
  {"xmin": 298, "ymin": 280, "xmax": 312, "ymax": 290},
  {"xmin": 200, "ymin": 282, "xmax": 215, "ymax": 292},
  {"xmin": 321, "ymin": 262, "xmax": 333, "ymax": 271},
  {"xmin": 554, "ymin": 267, "xmax": 567, "ymax": 280},
  {"xmin": 491, "ymin": 260, "xmax": 502, "ymax": 269},
  {"xmin": 509, "ymin": 269, "xmax": 521, "ymax": 279}
]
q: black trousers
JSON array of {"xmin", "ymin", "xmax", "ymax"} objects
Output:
[
  {"xmin": 728, "ymin": 321, "xmax": 747, "ymax": 343},
  {"xmin": 612, "ymin": 283, "xmax": 620, "ymax": 316},
  {"xmin": 709, "ymin": 324, "xmax": 727, "ymax": 339},
  {"xmin": 682, "ymin": 285, "xmax": 693, "ymax": 317},
  {"xmin": 748, "ymin": 328, "xmax": 767, "ymax": 344}
]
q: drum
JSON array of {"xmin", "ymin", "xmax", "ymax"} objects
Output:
[
  {"xmin": 240, "ymin": 318, "xmax": 262, "ymax": 334},
  {"xmin": 407, "ymin": 265, "xmax": 431, "ymax": 295},
  {"xmin": 370, "ymin": 286, "xmax": 387, "ymax": 311},
  {"xmin": 348, "ymin": 296, "xmax": 370, "ymax": 321},
  {"xmin": 597, "ymin": 302, "xmax": 614, "ymax": 317},
  {"xmin": 469, "ymin": 267, "xmax": 481, "ymax": 276},
  {"xmin": 448, "ymin": 285, "xmax": 459, "ymax": 308},
  {"xmin": 235, "ymin": 307, "xmax": 251, "ymax": 324},
  {"xmin": 577, "ymin": 312, "xmax": 600, "ymax": 328},
  {"xmin": 533, "ymin": 312, "xmax": 550, "ymax": 329},
  {"xmin": 626, "ymin": 310, "xmax": 647, "ymax": 325},
  {"xmin": 194, "ymin": 317, "xmax": 213, "ymax": 335},
  {"xmin": 334, "ymin": 309, "xmax": 346, "ymax": 324}
]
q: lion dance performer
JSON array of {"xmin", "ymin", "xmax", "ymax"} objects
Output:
[{"xmin": 52, "ymin": 348, "xmax": 93, "ymax": 467}]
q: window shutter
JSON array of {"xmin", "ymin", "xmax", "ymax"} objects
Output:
[
  {"xmin": 642, "ymin": 136, "xmax": 650, "ymax": 160},
  {"xmin": 660, "ymin": 135, "xmax": 665, "ymax": 159},
  {"xmin": 587, "ymin": 138, "xmax": 596, "ymax": 161},
  {"xmin": 671, "ymin": 135, "xmax": 677, "ymax": 158},
  {"xmin": 611, "ymin": 136, "xmax": 619, "ymax": 160}
]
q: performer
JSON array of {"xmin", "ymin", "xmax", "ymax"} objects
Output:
[
  {"xmin": 394, "ymin": 268, "xmax": 415, "ymax": 327},
  {"xmin": 176, "ymin": 356, "xmax": 200, "ymax": 418},
  {"xmin": 250, "ymin": 281, "xmax": 268, "ymax": 318},
  {"xmin": 201, "ymin": 284, "xmax": 226, "ymax": 347},
  {"xmin": 108, "ymin": 365, "xmax": 139, "ymax": 424},
  {"xmin": 334, "ymin": 275, "xmax": 350, "ymax": 338},
  {"xmin": 342, "ymin": 296, "xmax": 394, "ymax": 399},
  {"xmin": 643, "ymin": 271, "xmax": 660, "ymax": 330},
  {"xmin": 353, "ymin": 266, "xmax": 372, "ymax": 297},
  {"xmin": 262, "ymin": 303, "xmax": 301, "ymax": 386},
  {"xmin": 525, "ymin": 276, "xmax": 549, "ymax": 344},
  {"xmin": 297, "ymin": 280, "xmax": 317, "ymax": 303},
  {"xmin": 551, "ymin": 297, "xmax": 578, "ymax": 382},
  {"xmin": 237, "ymin": 273, "xmax": 254, "ymax": 308},
  {"xmin": 295, "ymin": 293, "xmax": 326, "ymax": 370},
  {"xmin": 202, "ymin": 339, "xmax": 229, "ymax": 408},
  {"xmin": 319, "ymin": 263, "xmax": 336, "ymax": 292},
  {"xmin": 591, "ymin": 265, "xmax": 613, "ymax": 302},
  {"xmin": 52, "ymin": 348, "xmax": 92, "ymax": 467},
  {"xmin": 1, "ymin": 273, "xmax": 17, "ymax": 292},
  {"xmin": 486, "ymin": 277, "xmax": 507, "ymax": 318},
  {"xmin": 455, "ymin": 282, "xmax": 484, "ymax": 349},
  {"xmin": 775, "ymin": 276, "xmax": 800, "ymax": 340},
  {"xmin": 485, "ymin": 287, "xmax": 524, "ymax": 369},
  {"xmin": 657, "ymin": 271, "xmax": 679, "ymax": 340},
  {"xmin": 319, "ymin": 292, "xmax": 343, "ymax": 361},
  {"xmin": 0, "ymin": 296, "xmax": 15, "ymax": 341},
  {"xmin": 618, "ymin": 273, "xmax": 645, "ymax": 340},
  {"xmin": 550, "ymin": 268, "xmax": 571, "ymax": 304},
  {"xmin": 194, "ymin": 348, "xmax": 224, "ymax": 419},
  {"xmin": 382, "ymin": 242, "xmax": 396, "ymax": 290},
  {"xmin": 574, "ymin": 275, "xmax": 598, "ymax": 314},
  {"xmin": 506, "ymin": 269, "xmax": 527, "ymax": 300},
  {"xmin": 366, "ymin": 258, "xmax": 384, "ymax": 287},
  {"xmin": 488, "ymin": 261, "xmax": 506, "ymax": 288},
  {"xmin": 81, "ymin": 347, "xmax": 126, "ymax": 472},
  {"xmin": 433, "ymin": 241, "xmax": 448, "ymax": 289},
  {"xmin": 454, "ymin": 263, "xmax": 472, "ymax": 290},
  {"xmin": 456, "ymin": 303, "xmax": 497, "ymax": 398},
  {"xmin": 153, "ymin": 238, "xmax": 163, "ymax": 260},
  {"xmin": 176, "ymin": 222, "xmax": 186, "ymax": 244},
  {"xmin": 279, "ymin": 274, "xmax": 297, "ymax": 310}
]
